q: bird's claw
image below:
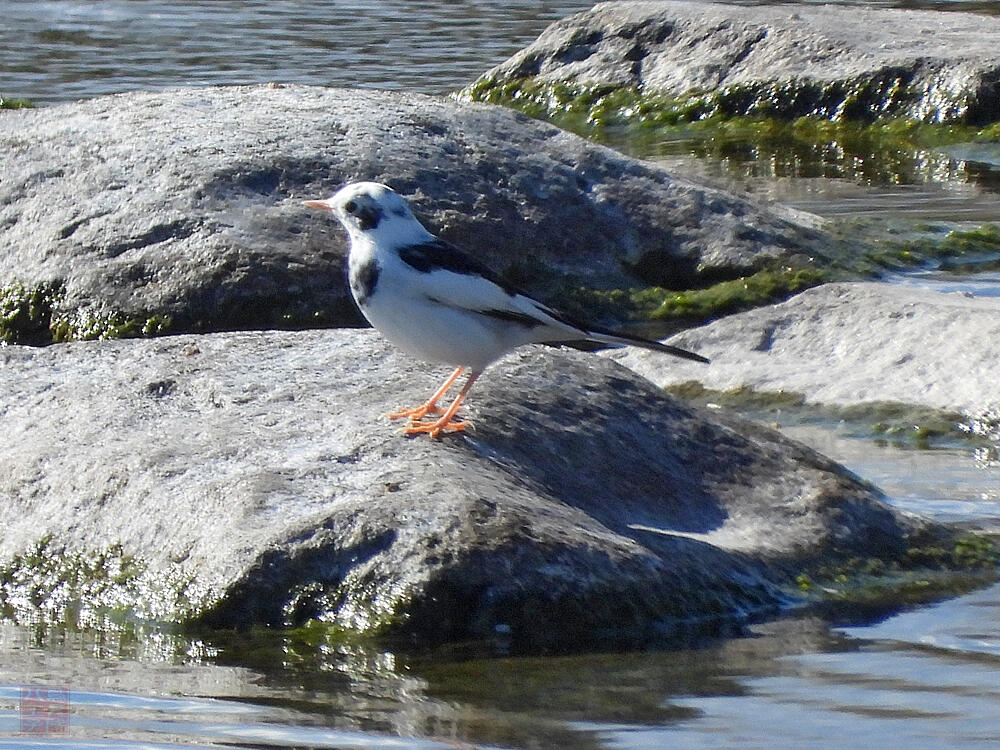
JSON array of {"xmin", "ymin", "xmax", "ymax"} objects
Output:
[
  {"xmin": 403, "ymin": 416, "xmax": 468, "ymax": 439},
  {"xmin": 387, "ymin": 404, "xmax": 444, "ymax": 421}
]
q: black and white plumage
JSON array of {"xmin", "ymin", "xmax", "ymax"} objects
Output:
[{"xmin": 304, "ymin": 182, "xmax": 708, "ymax": 437}]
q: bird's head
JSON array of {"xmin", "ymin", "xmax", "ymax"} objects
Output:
[{"xmin": 303, "ymin": 182, "xmax": 432, "ymax": 247}]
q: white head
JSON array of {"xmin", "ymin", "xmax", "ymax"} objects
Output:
[{"xmin": 303, "ymin": 181, "xmax": 433, "ymax": 249}]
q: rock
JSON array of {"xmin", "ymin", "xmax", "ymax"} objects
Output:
[
  {"xmin": 0, "ymin": 84, "xmax": 828, "ymax": 340},
  {"xmin": 471, "ymin": 1, "xmax": 1000, "ymax": 124},
  {"xmin": 0, "ymin": 329, "xmax": 937, "ymax": 644},
  {"xmin": 608, "ymin": 282, "xmax": 1000, "ymax": 414}
]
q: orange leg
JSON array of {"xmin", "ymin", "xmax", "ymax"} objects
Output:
[
  {"xmin": 404, "ymin": 371, "xmax": 481, "ymax": 439},
  {"xmin": 387, "ymin": 366, "xmax": 464, "ymax": 422}
]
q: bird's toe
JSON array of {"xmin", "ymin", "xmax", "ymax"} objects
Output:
[
  {"xmin": 403, "ymin": 416, "xmax": 469, "ymax": 439},
  {"xmin": 387, "ymin": 404, "xmax": 445, "ymax": 421}
]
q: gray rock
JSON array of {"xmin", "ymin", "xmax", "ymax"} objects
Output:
[
  {"xmin": 0, "ymin": 84, "xmax": 826, "ymax": 337},
  {"xmin": 608, "ymin": 282, "xmax": 1000, "ymax": 414},
  {"xmin": 474, "ymin": 1, "xmax": 1000, "ymax": 123},
  {"xmin": 0, "ymin": 329, "xmax": 936, "ymax": 644}
]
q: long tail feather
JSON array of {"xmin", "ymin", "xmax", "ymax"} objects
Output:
[
  {"xmin": 522, "ymin": 296, "xmax": 710, "ymax": 364},
  {"xmin": 585, "ymin": 329, "xmax": 710, "ymax": 364}
]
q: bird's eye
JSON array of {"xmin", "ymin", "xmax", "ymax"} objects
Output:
[{"xmin": 344, "ymin": 200, "xmax": 358, "ymax": 214}]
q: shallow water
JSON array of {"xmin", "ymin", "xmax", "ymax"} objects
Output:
[
  {"xmin": 4, "ymin": 0, "xmax": 1000, "ymax": 747},
  {"xmin": 882, "ymin": 269, "xmax": 1000, "ymax": 298},
  {"xmin": 1, "ymin": 0, "xmax": 591, "ymax": 105},
  {"xmin": 2, "ymin": 582, "xmax": 1000, "ymax": 749},
  {"xmin": 651, "ymin": 150, "xmax": 1000, "ymax": 222},
  {"xmin": 779, "ymin": 423, "xmax": 1000, "ymax": 524}
]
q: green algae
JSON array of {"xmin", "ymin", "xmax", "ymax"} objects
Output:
[
  {"xmin": 542, "ymin": 175, "xmax": 997, "ymax": 331},
  {"xmin": 50, "ymin": 306, "xmax": 173, "ymax": 343},
  {"xmin": 0, "ymin": 280, "xmax": 172, "ymax": 345},
  {"xmin": 666, "ymin": 383, "xmax": 981, "ymax": 451},
  {"xmin": 797, "ymin": 568, "xmax": 998, "ymax": 612},
  {"xmin": 460, "ymin": 76, "xmax": 1000, "ymax": 134},
  {"xmin": 795, "ymin": 534, "xmax": 999, "ymax": 610},
  {"xmin": 860, "ymin": 223, "xmax": 1000, "ymax": 273},
  {"xmin": 667, "ymin": 382, "xmax": 808, "ymax": 410},
  {"xmin": 0, "ymin": 537, "xmax": 201, "ymax": 629},
  {"xmin": 936, "ymin": 223, "xmax": 1000, "ymax": 254},
  {"xmin": 553, "ymin": 266, "xmax": 827, "ymax": 331},
  {"xmin": 459, "ymin": 77, "xmax": 1000, "ymax": 191},
  {"xmin": 0, "ymin": 281, "xmax": 61, "ymax": 345},
  {"xmin": 636, "ymin": 267, "xmax": 827, "ymax": 322},
  {"xmin": 0, "ymin": 96, "xmax": 32, "ymax": 110},
  {"xmin": 2, "ymin": 531, "xmax": 994, "ymax": 649}
]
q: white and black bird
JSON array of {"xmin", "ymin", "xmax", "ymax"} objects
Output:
[{"xmin": 304, "ymin": 182, "xmax": 708, "ymax": 438}]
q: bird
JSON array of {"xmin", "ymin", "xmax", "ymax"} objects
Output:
[{"xmin": 303, "ymin": 182, "xmax": 708, "ymax": 438}]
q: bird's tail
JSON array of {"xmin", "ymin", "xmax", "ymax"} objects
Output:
[{"xmin": 585, "ymin": 327, "xmax": 710, "ymax": 364}]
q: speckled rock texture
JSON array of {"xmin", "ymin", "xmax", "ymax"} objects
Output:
[
  {"xmin": 609, "ymin": 282, "xmax": 1000, "ymax": 414},
  {"xmin": 0, "ymin": 84, "xmax": 827, "ymax": 336},
  {"xmin": 0, "ymin": 329, "xmax": 940, "ymax": 644},
  {"xmin": 474, "ymin": 0, "xmax": 1000, "ymax": 123}
]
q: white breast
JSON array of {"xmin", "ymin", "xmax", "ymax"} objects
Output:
[{"xmin": 358, "ymin": 251, "xmax": 549, "ymax": 371}]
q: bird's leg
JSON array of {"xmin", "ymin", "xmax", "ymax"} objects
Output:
[
  {"xmin": 387, "ymin": 366, "xmax": 464, "ymax": 422},
  {"xmin": 404, "ymin": 371, "xmax": 481, "ymax": 439}
]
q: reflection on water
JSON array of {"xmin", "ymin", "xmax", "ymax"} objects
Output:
[
  {"xmin": 643, "ymin": 144, "xmax": 1000, "ymax": 222},
  {"xmin": 2, "ymin": 0, "xmax": 591, "ymax": 104},
  {"xmin": 1, "ymin": 585, "xmax": 1000, "ymax": 749}
]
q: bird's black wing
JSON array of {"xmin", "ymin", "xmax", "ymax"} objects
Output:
[
  {"xmin": 397, "ymin": 238, "xmax": 709, "ymax": 363},
  {"xmin": 396, "ymin": 238, "xmax": 521, "ymax": 296}
]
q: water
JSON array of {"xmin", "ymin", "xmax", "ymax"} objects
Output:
[
  {"xmin": 4, "ymin": 1, "xmax": 1000, "ymax": 747},
  {"xmin": 650, "ymin": 150, "xmax": 1000, "ymax": 223},
  {"xmin": 2, "ymin": 584, "xmax": 999, "ymax": 749},
  {"xmin": 777, "ymin": 423, "xmax": 1000, "ymax": 524},
  {"xmin": 882, "ymin": 269, "xmax": 1000, "ymax": 298},
  {"xmin": 1, "ymin": 1, "xmax": 591, "ymax": 105}
]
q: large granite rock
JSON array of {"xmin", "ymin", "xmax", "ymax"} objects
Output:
[
  {"xmin": 0, "ymin": 84, "xmax": 825, "ymax": 339},
  {"xmin": 471, "ymin": 1, "xmax": 1000, "ymax": 123},
  {"xmin": 609, "ymin": 282, "xmax": 1000, "ymax": 414},
  {"xmin": 0, "ymin": 329, "xmax": 937, "ymax": 644}
]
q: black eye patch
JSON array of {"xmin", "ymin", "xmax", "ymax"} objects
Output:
[
  {"xmin": 344, "ymin": 200, "xmax": 358, "ymax": 214},
  {"xmin": 357, "ymin": 205, "xmax": 382, "ymax": 231}
]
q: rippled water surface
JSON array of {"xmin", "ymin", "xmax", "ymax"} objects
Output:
[
  {"xmin": 2, "ymin": 0, "xmax": 591, "ymax": 104},
  {"xmin": 4, "ymin": 1, "xmax": 1000, "ymax": 748},
  {"xmin": 2, "ymin": 583, "xmax": 1000, "ymax": 749}
]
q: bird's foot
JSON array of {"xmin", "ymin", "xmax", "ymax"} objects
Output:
[
  {"xmin": 387, "ymin": 403, "xmax": 444, "ymax": 421},
  {"xmin": 403, "ymin": 415, "xmax": 468, "ymax": 439}
]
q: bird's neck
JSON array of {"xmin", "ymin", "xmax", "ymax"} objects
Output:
[{"xmin": 348, "ymin": 233, "xmax": 378, "ymax": 270}]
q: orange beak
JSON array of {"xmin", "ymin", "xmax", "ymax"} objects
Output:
[{"xmin": 302, "ymin": 199, "xmax": 333, "ymax": 211}]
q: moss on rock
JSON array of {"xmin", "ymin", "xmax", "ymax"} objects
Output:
[
  {"xmin": 460, "ymin": 75, "xmax": 1000, "ymax": 133},
  {"xmin": 795, "ymin": 533, "xmax": 999, "ymax": 611},
  {"xmin": 639, "ymin": 268, "xmax": 828, "ymax": 322},
  {"xmin": 0, "ymin": 537, "xmax": 201, "ymax": 628},
  {"xmin": 0, "ymin": 282, "xmax": 63, "ymax": 345},
  {"xmin": 554, "ymin": 266, "xmax": 827, "ymax": 330},
  {"xmin": 862, "ymin": 223, "xmax": 1000, "ymax": 273},
  {"xmin": 460, "ymin": 77, "xmax": 1000, "ymax": 192},
  {"xmin": 0, "ymin": 281, "xmax": 172, "ymax": 345},
  {"xmin": 0, "ymin": 96, "xmax": 32, "ymax": 110},
  {"xmin": 665, "ymin": 383, "xmax": 984, "ymax": 451}
]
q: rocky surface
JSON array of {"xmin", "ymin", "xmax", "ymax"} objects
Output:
[
  {"xmin": 609, "ymin": 282, "xmax": 1000, "ymax": 414},
  {"xmin": 0, "ymin": 329, "xmax": 939, "ymax": 644},
  {"xmin": 0, "ymin": 84, "xmax": 826, "ymax": 338},
  {"xmin": 471, "ymin": 1, "xmax": 1000, "ymax": 123}
]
